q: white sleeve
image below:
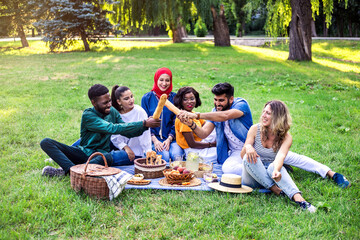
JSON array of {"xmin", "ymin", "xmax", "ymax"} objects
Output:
[
  {"xmin": 139, "ymin": 108, "xmax": 153, "ymax": 156},
  {"xmin": 111, "ymin": 134, "xmax": 129, "ymax": 150}
]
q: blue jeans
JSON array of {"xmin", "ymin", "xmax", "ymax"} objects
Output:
[
  {"xmin": 153, "ymin": 140, "xmax": 184, "ymax": 162},
  {"xmin": 242, "ymin": 154, "xmax": 301, "ymax": 199},
  {"xmin": 110, "ymin": 150, "xmax": 143, "ymax": 166},
  {"xmin": 40, "ymin": 138, "xmax": 113, "ymax": 174},
  {"xmin": 72, "ymin": 138, "xmax": 141, "ymax": 166}
]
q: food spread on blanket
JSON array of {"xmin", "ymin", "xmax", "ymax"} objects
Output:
[
  {"xmin": 171, "ymin": 166, "xmax": 192, "ymax": 174},
  {"xmin": 145, "ymin": 151, "xmax": 163, "ymax": 165},
  {"xmin": 132, "ymin": 174, "xmax": 144, "ymax": 181},
  {"xmin": 203, "ymin": 173, "xmax": 218, "ymax": 183},
  {"xmin": 127, "ymin": 179, "xmax": 151, "ymax": 185}
]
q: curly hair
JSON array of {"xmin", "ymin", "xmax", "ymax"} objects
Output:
[
  {"xmin": 260, "ymin": 100, "xmax": 292, "ymax": 151},
  {"xmin": 173, "ymin": 87, "xmax": 201, "ymax": 110},
  {"xmin": 88, "ymin": 84, "xmax": 109, "ymax": 101}
]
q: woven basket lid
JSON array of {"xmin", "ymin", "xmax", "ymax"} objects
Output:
[{"xmin": 70, "ymin": 163, "xmax": 121, "ymax": 177}]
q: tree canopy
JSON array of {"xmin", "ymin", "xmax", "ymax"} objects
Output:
[{"xmin": 34, "ymin": 0, "xmax": 114, "ymax": 51}]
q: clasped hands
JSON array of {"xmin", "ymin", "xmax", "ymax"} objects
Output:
[{"xmin": 177, "ymin": 110, "xmax": 197, "ymax": 126}]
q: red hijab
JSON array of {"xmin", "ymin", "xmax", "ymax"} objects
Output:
[{"xmin": 151, "ymin": 67, "xmax": 173, "ymax": 98}]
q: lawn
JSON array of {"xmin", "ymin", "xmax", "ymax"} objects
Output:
[{"xmin": 0, "ymin": 39, "xmax": 359, "ymax": 239}]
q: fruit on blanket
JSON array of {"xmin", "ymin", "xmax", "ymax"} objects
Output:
[
  {"xmin": 178, "ymin": 167, "xmax": 185, "ymax": 173},
  {"xmin": 183, "ymin": 169, "xmax": 190, "ymax": 174}
]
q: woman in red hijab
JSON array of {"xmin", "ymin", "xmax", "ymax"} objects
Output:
[{"xmin": 141, "ymin": 68, "xmax": 184, "ymax": 162}]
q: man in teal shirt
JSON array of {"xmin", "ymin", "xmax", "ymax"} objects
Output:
[{"xmin": 41, "ymin": 84, "xmax": 160, "ymax": 177}]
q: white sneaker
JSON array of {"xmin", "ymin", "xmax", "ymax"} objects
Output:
[{"xmin": 296, "ymin": 201, "xmax": 316, "ymax": 213}]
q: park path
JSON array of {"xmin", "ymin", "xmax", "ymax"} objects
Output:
[{"xmin": 1, "ymin": 36, "xmax": 359, "ymax": 47}]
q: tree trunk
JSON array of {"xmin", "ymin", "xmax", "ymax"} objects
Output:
[
  {"xmin": 17, "ymin": 24, "xmax": 29, "ymax": 48},
  {"xmin": 348, "ymin": 19, "xmax": 352, "ymax": 37},
  {"xmin": 288, "ymin": 0, "xmax": 312, "ymax": 61},
  {"xmin": 323, "ymin": 18, "xmax": 328, "ymax": 37},
  {"xmin": 241, "ymin": 19, "xmax": 245, "ymax": 37},
  {"xmin": 153, "ymin": 26, "xmax": 160, "ymax": 36},
  {"xmin": 171, "ymin": 24, "xmax": 183, "ymax": 43},
  {"xmin": 180, "ymin": 26, "xmax": 187, "ymax": 38},
  {"xmin": 80, "ymin": 31, "xmax": 90, "ymax": 51},
  {"xmin": 211, "ymin": 5, "xmax": 230, "ymax": 47},
  {"xmin": 311, "ymin": 19, "xmax": 317, "ymax": 37},
  {"xmin": 237, "ymin": 22, "xmax": 242, "ymax": 37},
  {"xmin": 338, "ymin": 18, "xmax": 344, "ymax": 37}
]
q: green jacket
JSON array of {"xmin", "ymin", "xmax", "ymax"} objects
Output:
[{"xmin": 78, "ymin": 106, "xmax": 147, "ymax": 156}]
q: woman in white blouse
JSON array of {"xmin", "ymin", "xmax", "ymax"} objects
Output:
[{"xmin": 110, "ymin": 85, "xmax": 152, "ymax": 165}]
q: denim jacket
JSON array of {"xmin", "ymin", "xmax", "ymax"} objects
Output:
[
  {"xmin": 141, "ymin": 91, "xmax": 176, "ymax": 140},
  {"xmin": 210, "ymin": 98, "xmax": 253, "ymax": 164}
]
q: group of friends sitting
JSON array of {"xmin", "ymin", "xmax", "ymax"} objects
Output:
[{"xmin": 41, "ymin": 67, "xmax": 350, "ymax": 213}]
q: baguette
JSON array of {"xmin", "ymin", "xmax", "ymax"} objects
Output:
[
  {"xmin": 155, "ymin": 155, "xmax": 162, "ymax": 165},
  {"xmin": 146, "ymin": 151, "xmax": 152, "ymax": 165},
  {"xmin": 150, "ymin": 151, "xmax": 157, "ymax": 165},
  {"xmin": 153, "ymin": 94, "xmax": 167, "ymax": 119},
  {"xmin": 164, "ymin": 99, "xmax": 180, "ymax": 115}
]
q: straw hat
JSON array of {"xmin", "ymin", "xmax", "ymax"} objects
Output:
[{"xmin": 208, "ymin": 174, "xmax": 252, "ymax": 193}]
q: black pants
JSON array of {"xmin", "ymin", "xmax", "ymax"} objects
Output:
[{"xmin": 40, "ymin": 138, "xmax": 113, "ymax": 174}]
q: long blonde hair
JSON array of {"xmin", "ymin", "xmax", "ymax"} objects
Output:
[{"xmin": 260, "ymin": 100, "xmax": 292, "ymax": 151}]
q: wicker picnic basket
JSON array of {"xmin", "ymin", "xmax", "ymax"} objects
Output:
[
  {"xmin": 163, "ymin": 169, "xmax": 194, "ymax": 184},
  {"xmin": 134, "ymin": 158, "xmax": 166, "ymax": 179},
  {"xmin": 70, "ymin": 152, "xmax": 121, "ymax": 200}
]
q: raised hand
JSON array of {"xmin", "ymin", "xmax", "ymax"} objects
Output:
[{"xmin": 144, "ymin": 117, "xmax": 161, "ymax": 128}]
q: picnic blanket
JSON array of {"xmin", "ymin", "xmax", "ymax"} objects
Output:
[{"xmin": 114, "ymin": 164, "xmax": 271, "ymax": 193}]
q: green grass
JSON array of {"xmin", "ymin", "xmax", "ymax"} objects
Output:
[{"xmin": 0, "ymin": 40, "xmax": 359, "ymax": 239}]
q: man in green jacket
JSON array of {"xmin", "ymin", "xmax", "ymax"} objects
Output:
[{"xmin": 40, "ymin": 84, "xmax": 160, "ymax": 177}]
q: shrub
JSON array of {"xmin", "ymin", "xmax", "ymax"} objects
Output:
[{"xmin": 194, "ymin": 18, "xmax": 207, "ymax": 37}]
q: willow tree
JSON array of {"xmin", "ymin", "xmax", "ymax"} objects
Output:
[
  {"xmin": 266, "ymin": 0, "xmax": 348, "ymax": 61},
  {"xmin": 109, "ymin": 0, "xmax": 193, "ymax": 43},
  {"xmin": 194, "ymin": 0, "xmax": 231, "ymax": 46}
]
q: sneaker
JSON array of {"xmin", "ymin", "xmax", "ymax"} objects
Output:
[
  {"xmin": 295, "ymin": 201, "xmax": 316, "ymax": 213},
  {"xmin": 333, "ymin": 173, "xmax": 351, "ymax": 189},
  {"xmin": 42, "ymin": 166, "xmax": 65, "ymax": 177},
  {"xmin": 44, "ymin": 158, "xmax": 54, "ymax": 163},
  {"xmin": 279, "ymin": 190, "xmax": 286, "ymax": 197}
]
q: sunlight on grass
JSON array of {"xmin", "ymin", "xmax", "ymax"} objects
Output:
[
  {"xmin": 96, "ymin": 55, "xmax": 113, "ymax": 64},
  {"xmin": 312, "ymin": 42, "xmax": 360, "ymax": 62},
  {"xmin": 313, "ymin": 57, "xmax": 360, "ymax": 74},
  {"xmin": 107, "ymin": 41, "xmax": 172, "ymax": 52},
  {"xmin": 339, "ymin": 77, "xmax": 360, "ymax": 88},
  {"xmin": 193, "ymin": 43, "xmax": 212, "ymax": 53},
  {"xmin": 0, "ymin": 108, "xmax": 17, "ymax": 119},
  {"xmin": 234, "ymin": 45, "xmax": 288, "ymax": 61}
]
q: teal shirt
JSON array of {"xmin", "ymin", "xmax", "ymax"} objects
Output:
[{"xmin": 78, "ymin": 107, "xmax": 147, "ymax": 156}]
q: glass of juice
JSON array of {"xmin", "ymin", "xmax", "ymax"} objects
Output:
[{"xmin": 186, "ymin": 152, "xmax": 200, "ymax": 172}]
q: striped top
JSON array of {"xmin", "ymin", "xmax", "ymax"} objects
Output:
[{"xmin": 253, "ymin": 124, "xmax": 278, "ymax": 163}]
